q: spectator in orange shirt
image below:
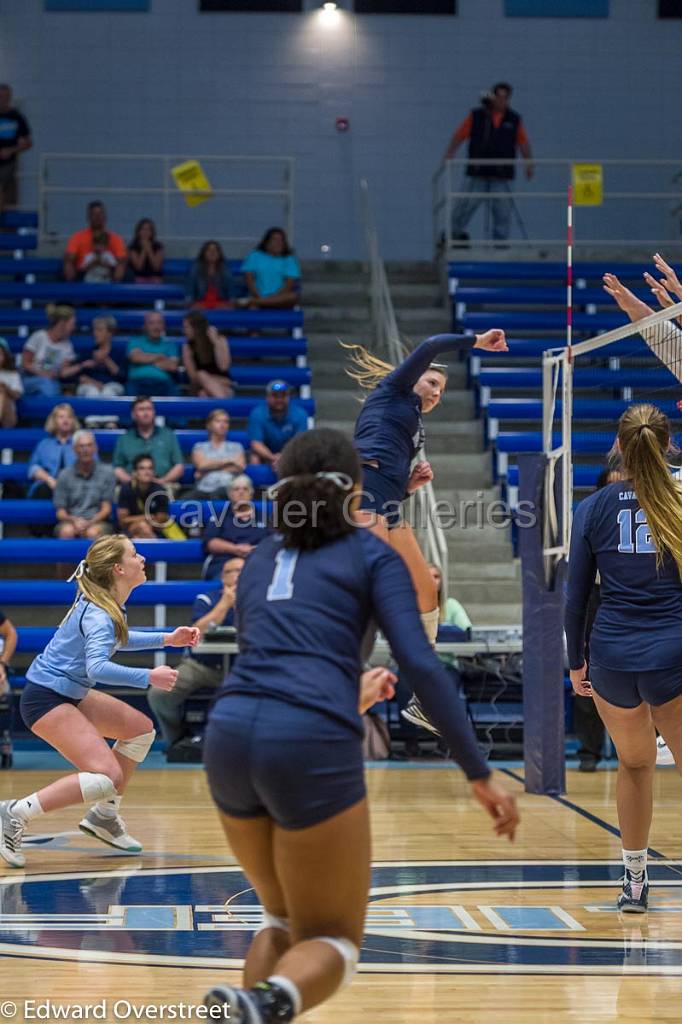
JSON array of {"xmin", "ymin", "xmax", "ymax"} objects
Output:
[
  {"xmin": 443, "ymin": 83, "xmax": 533, "ymax": 243},
  {"xmin": 62, "ymin": 201, "xmax": 127, "ymax": 283}
]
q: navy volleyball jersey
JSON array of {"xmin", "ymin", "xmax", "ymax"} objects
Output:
[
  {"xmin": 565, "ymin": 480, "xmax": 682, "ymax": 672},
  {"xmin": 353, "ymin": 334, "xmax": 474, "ymax": 499},
  {"xmin": 214, "ymin": 529, "xmax": 489, "ymax": 780}
]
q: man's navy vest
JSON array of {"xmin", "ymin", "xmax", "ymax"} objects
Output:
[{"xmin": 466, "ymin": 106, "xmax": 521, "ymax": 180}]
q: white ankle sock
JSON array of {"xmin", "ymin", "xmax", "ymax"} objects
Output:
[
  {"xmin": 623, "ymin": 848, "xmax": 648, "ymax": 878},
  {"xmin": 267, "ymin": 975, "xmax": 302, "ymax": 1017},
  {"xmin": 11, "ymin": 793, "xmax": 44, "ymax": 822},
  {"xmin": 93, "ymin": 795, "xmax": 122, "ymax": 820}
]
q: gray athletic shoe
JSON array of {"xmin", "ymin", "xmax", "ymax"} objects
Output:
[
  {"xmin": 0, "ymin": 800, "xmax": 26, "ymax": 868},
  {"xmin": 401, "ymin": 696, "xmax": 441, "ymax": 736},
  {"xmin": 79, "ymin": 808, "xmax": 142, "ymax": 854}
]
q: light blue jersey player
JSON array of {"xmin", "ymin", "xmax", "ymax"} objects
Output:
[
  {"xmin": 203, "ymin": 427, "xmax": 518, "ymax": 1024},
  {"xmin": 0, "ymin": 534, "xmax": 199, "ymax": 867},
  {"xmin": 565, "ymin": 403, "xmax": 682, "ymax": 913}
]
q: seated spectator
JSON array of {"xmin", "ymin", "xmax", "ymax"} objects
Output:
[
  {"xmin": 117, "ymin": 454, "xmax": 172, "ymax": 539},
  {"xmin": 147, "ymin": 557, "xmax": 244, "ymax": 755},
  {"xmin": 0, "ymin": 608, "xmax": 17, "ymax": 699},
  {"xmin": 112, "ymin": 395, "xmax": 184, "ymax": 487},
  {"xmin": 63, "ymin": 200, "xmax": 126, "ymax": 283},
  {"xmin": 188, "ymin": 409, "xmax": 245, "ymax": 501},
  {"xmin": 186, "ymin": 240, "xmax": 232, "ymax": 309},
  {"xmin": 240, "ymin": 227, "xmax": 300, "ymax": 310},
  {"xmin": 21, "ymin": 304, "xmax": 86, "ymax": 397},
  {"xmin": 127, "ymin": 218, "xmax": 164, "ymax": 283},
  {"xmin": 248, "ymin": 379, "xmax": 308, "ymax": 468},
  {"xmin": 126, "ymin": 311, "xmax": 179, "ymax": 396},
  {"xmin": 182, "ymin": 312, "xmax": 232, "ymax": 398},
  {"xmin": 76, "ymin": 315, "xmax": 124, "ymax": 397},
  {"xmin": 27, "ymin": 403, "xmax": 79, "ymax": 499},
  {"xmin": 53, "ymin": 429, "xmax": 115, "ymax": 539},
  {"xmin": 202, "ymin": 475, "xmax": 270, "ymax": 579},
  {"xmin": 0, "ymin": 337, "xmax": 22, "ymax": 427}
]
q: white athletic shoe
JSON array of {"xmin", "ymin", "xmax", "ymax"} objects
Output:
[
  {"xmin": 656, "ymin": 737, "xmax": 675, "ymax": 767},
  {"xmin": 78, "ymin": 808, "xmax": 142, "ymax": 853},
  {"xmin": 0, "ymin": 800, "xmax": 26, "ymax": 868}
]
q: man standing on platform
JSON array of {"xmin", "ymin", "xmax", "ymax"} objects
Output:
[{"xmin": 443, "ymin": 82, "xmax": 533, "ymax": 243}]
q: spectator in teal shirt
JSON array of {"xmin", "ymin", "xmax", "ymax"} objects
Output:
[
  {"xmin": 240, "ymin": 227, "xmax": 300, "ymax": 310},
  {"xmin": 126, "ymin": 311, "xmax": 179, "ymax": 396}
]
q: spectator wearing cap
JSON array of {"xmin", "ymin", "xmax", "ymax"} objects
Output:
[
  {"xmin": 247, "ymin": 379, "xmax": 308, "ymax": 468},
  {"xmin": 0, "ymin": 337, "xmax": 23, "ymax": 428}
]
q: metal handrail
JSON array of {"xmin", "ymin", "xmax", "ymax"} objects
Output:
[
  {"xmin": 360, "ymin": 178, "xmax": 449, "ymax": 596},
  {"xmin": 433, "ymin": 157, "xmax": 682, "ymax": 249},
  {"xmin": 39, "ymin": 152, "xmax": 295, "ymax": 249}
]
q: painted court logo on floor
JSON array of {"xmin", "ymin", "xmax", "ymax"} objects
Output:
[{"xmin": 2, "ymin": 860, "xmax": 682, "ymax": 974}]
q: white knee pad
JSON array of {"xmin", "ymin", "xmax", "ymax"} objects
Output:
[
  {"xmin": 420, "ymin": 608, "xmax": 440, "ymax": 646},
  {"xmin": 78, "ymin": 772, "xmax": 117, "ymax": 803},
  {"xmin": 256, "ymin": 910, "xmax": 291, "ymax": 935},
  {"xmin": 113, "ymin": 730, "xmax": 156, "ymax": 764},
  {"xmin": 316, "ymin": 936, "xmax": 359, "ymax": 988}
]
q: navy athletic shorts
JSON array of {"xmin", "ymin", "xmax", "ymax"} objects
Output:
[
  {"xmin": 590, "ymin": 662, "xmax": 682, "ymax": 710},
  {"xmin": 20, "ymin": 681, "xmax": 82, "ymax": 729},
  {"xmin": 203, "ymin": 694, "xmax": 366, "ymax": 830},
  {"xmin": 358, "ymin": 466, "xmax": 404, "ymax": 530}
]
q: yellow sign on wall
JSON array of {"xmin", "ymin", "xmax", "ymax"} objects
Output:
[
  {"xmin": 572, "ymin": 163, "xmax": 603, "ymax": 206},
  {"xmin": 170, "ymin": 160, "xmax": 213, "ymax": 208}
]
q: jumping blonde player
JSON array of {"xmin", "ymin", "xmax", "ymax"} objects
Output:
[
  {"xmin": 0, "ymin": 534, "xmax": 199, "ymax": 867},
  {"xmin": 344, "ymin": 330, "xmax": 508, "ymax": 729}
]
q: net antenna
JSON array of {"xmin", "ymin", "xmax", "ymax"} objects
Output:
[{"xmin": 542, "ymin": 297, "xmax": 682, "ymax": 582}]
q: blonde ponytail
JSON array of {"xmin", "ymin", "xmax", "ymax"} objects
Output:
[
  {"xmin": 65, "ymin": 534, "xmax": 129, "ymax": 644},
  {"xmin": 340, "ymin": 342, "xmax": 396, "ymax": 391},
  {"xmin": 618, "ymin": 403, "xmax": 682, "ymax": 577}
]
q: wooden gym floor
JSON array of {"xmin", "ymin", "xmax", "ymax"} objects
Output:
[{"xmin": 1, "ymin": 762, "xmax": 682, "ymax": 1023}]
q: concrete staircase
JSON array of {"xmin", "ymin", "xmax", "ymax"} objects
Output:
[{"xmin": 301, "ymin": 259, "xmax": 522, "ymax": 626}]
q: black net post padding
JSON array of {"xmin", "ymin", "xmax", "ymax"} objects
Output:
[{"xmin": 518, "ymin": 453, "xmax": 566, "ymax": 796}]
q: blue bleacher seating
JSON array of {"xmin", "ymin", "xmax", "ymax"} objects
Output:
[
  {"xmin": 0, "ymin": 308, "xmax": 303, "ymax": 332},
  {"xmin": 0, "ymin": 256, "xmax": 243, "ymax": 279},
  {"xmin": 449, "ymin": 261, "xmax": 659, "ymax": 284},
  {"xmin": 0, "ymin": 580, "xmax": 207, "ymax": 605},
  {"xmin": 487, "ymin": 398, "xmax": 680, "ymax": 421},
  {"xmin": 461, "ymin": 311, "xmax": 630, "ymax": 332},
  {"xmin": 0, "ymin": 497, "xmax": 271, "ymax": 525},
  {"xmin": 453, "ymin": 286, "xmax": 650, "ymax": 307},
  {"xmin": 0, "ymin": 282, "xmax": 185, "ymax": 304},
  {"xmin": 479, "ymin": 367, "xmax": 678, "ymax": 390},
  {"xmin": 0, "ymin": 539, "xmax": 204, "ymax": 563},
  {"xmin": 506, "ymin": 464, "xmax": 601, "ymax": 489},
  {"xmin": 0, "ymin": 232, "xmax": 37, "ymax": 251},
  {"xmin": 17, "ymin": 395, "xmax": 315, "ymax": 421},
  {"xmin": 0, "ymin": 211, "xmax": 38, "ymax": 229},
  {"xmin": 0, "ymin": 428, "xmax": 248, "ymax": 452},
  {"xmin": 2, "ymin": 334, "xmax": 307, "ymax": 361}
]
